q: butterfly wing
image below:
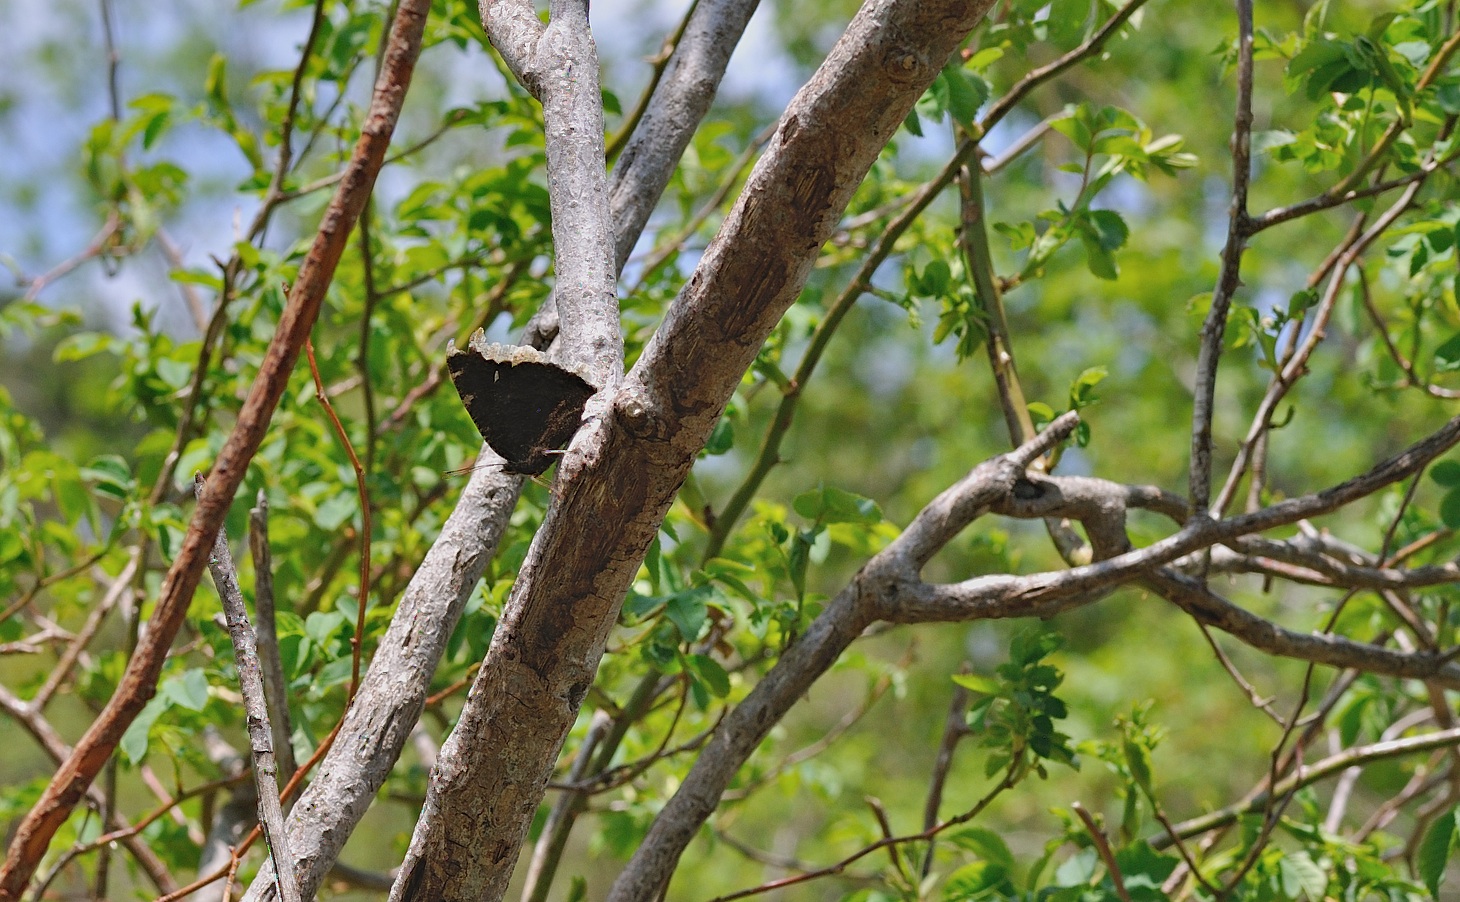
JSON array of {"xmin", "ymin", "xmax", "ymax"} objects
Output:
[
  {"xmin": 513, "ymin": 364, "xmax": 596, "ymax": 474},
  {"xmin": 448, "ymin": 344, "xmax": 596, "ymax": 476}
]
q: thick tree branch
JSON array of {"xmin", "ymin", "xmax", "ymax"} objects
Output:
[
  {"xmin": 536, "ymin": 0, "xmax": 621, "ymax": 384},
  {"xmin": 609, "ymin": 407, "xmax": 1460, "ymax": 899},
  {"xmin": 246, "ymin": 3, "xmax": 759, "ymax": 896},
  {"xmin": 241, "ymin": 463, "xmax": 526, "ymax": 902},
  {"xmin": 248, "ymin": 493, "xmax": 296, "ymax": 784},
  {"xmin": 607, "ymin": 0, "xmax": 762, "ymax": 272},
  {"xmin": 1215, "ymin": 534, "xmax": 1460, "ymax": 591},
  {"xmin": 606, "ymin": 416, "xmax": 1066, "ymax": 902},
  {"xmin": 1146, "ymin": 570, "xmax": 1460, "ymax": 687},
  {"xmin": 893, "ymin": 413, "xmax": 1460, "ymax": 622},
  {"xmin": 706, "ymin": 0, "xmax": 1152, "ymax": 559},
  {"xmin": 386, "ymin": 3, "xmax": 996, "ymax": 900}
]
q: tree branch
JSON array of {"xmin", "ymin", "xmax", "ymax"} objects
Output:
[
  {"xmin": 246, "ymin": 1, "xmax": 760, "ymax": 896},
  {"xmin": 1188, "ymin": 0, "xmax": 1254, "ymax": 515},
  {"xmin": 196, "ymin": 477, "xmax": 300, "ymax": 902},
  {"xmin": 392, "ymin": 2, "xmax": 997, "ymax": 899},
  {"xmin": 607, "ymin": 416, "xmax": 1066, "ymax": 902},
  {"xmin": 1152, "ymin": 725, "xmax": 1460, "ymax": 847}
]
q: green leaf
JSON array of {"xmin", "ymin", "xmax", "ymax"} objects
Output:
[
  {"xmin": 565, "ymin": 876, "xmax": 587, "ymax": 902},
  {"xmin": 965, "ymin": 47, "xmax": 1004, "ymax": 71},
  {"xmin": 1440, "ymin": 488, "xmax": 1460, "ymax": 529},
  {"xmin": 941, "ymin": 861, "xmax": 1007, "ymax": 900},
  {"xmin": 688, "ymin": 654, "xmax": 730, "ymax": 697},
  {"xmin": 944, "ymin": 825, "xmax": 1015, "ymax": 871},
  {"xmin": 53, "ymin": 333, "xmax": 114, "ymax": 362},
  {"xmin": 1286, "ymin": 289, "xmax": 1319, "ymax": 317},
  {"xmin": 1431, "ymin": 460, "xmax": 1460, "ymax": 487},
  {"xmin": 665, "ymin": 586, "xmax": 712, "ymax": 642},
  {"xmin": 1112, "ymin": 842, "xmax": 1179, "ymax": 891},
  {"xmin": 1434, "ymin": 333, "xmax": 1460, "ymax": 372},
  {"xmin": 1053, "ymin": 847, "xmax": 1098, "ymax": 887},
  {"xmin": 951, "ymin": 673, "xmax": 1000, "ymax": 695},
  {"xmin": 687, "ymin": 675, "xmax": 710, "ymax": 710},
  {"xmin": 793, "ymin": 485, "xmax": 883, "ymax": 525},
  {"xmin": 703, "ymin": 417, "xmax": 734, "ymax": 455},
  {"xmin": 316, "ymin": 653, "xmax": 354, "ymax": 689},
  {"xmin": 599, "ymin": 809, "xmax": 649, "ymax": 859},
  {"xmin": 1417, "ymin": 808, "xmax": 1457, "ymax": 897},
  {"xmin": 1278, "ymin": 850, "xmax": 1327, "ymax": 899},
  {"xmin": 1051, "ymin": 107, "xmax": 1092, "ymax": 153},
  {"xmin": 305, "ymin": 610, "xmax": 347, "ymax": 647},
  {"xmin": 941, "ymin": 65, "xmax": 989, "ymax": 127},
  {"xmin": 162, "ymin": 669, "xmax": 210, "ymax": 711},
  {"xmin": 120, "ymin": 696, "xmax": 169, "ymax": 763},
  {"xmin": 1253, "ymin": 129, "xmax": 1298, "ymax": 156},
  {"xmin": 1123, "ymin": 736, "xmax": 1153, "ymax": 794},
  {"xmin": 204, "ymin": 54, "xmax": 232, "ymax": 116},
  {"xmin": 1077, "ymin": 210, "xmax": 1128, "ymax": 280},
  {"xmin": 314, "ymin": 493, "xmax": 358, "ymax": 531},
  {"xmin": 1046, "ymin": 0, "xmax": 1091, "ymax": 49},
  {"xmin": 1069, "ymin": 367, "xmax": 1108, "ymax": 407},
  {"xmin": 787, "ymin": 529, "xmax": 812, "ymax": 601},
  {"xmin": 919, "ymin": 259, "xmax": 952, "ymax": 297},
  {"xmin": 1027, "ymin": 402, "xmax": 1056, "ymax": 426},
  {"xmin": 81, "ymin": 455, "xmax": 134, "ymax": 500},
  {"xmin": 903, "ymin": 107, "xmax": 924, "ymax": 138},
  {"xmin": 154, "ymin": 357, "xmax": 193, "ymax": 390},
  {"xmin": 993, "ymin": 221, "xmax": 1036, "ymax": 251}
]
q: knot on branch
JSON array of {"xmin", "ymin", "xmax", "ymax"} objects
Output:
[
  {"xmin": 881, "ymin": 46, "xmax": 930, "ymax": 84},
  {"xmin": 615, "ymin": 386, "xmax": 655, "ymax": 438},
  {"xmin": 989, "ymin": 474, "xmax": 1133, "ymax": 561}
]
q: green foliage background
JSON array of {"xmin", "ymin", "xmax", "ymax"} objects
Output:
[{"xmin": 3, "ymin": 0, "xmax": 1460, "ymax": 898}]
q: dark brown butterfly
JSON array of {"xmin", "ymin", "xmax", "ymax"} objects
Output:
[{"xmin": 447, "ymin": 331, "xmax": 597, "ymax": 476}]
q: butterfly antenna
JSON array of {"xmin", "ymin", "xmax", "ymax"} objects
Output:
[
  {"xmin": 443, "ymin": 461, "xmax": 503, "ymax": 478},
  {"xmin": 441, "ymin": 461, "xmax": 553, "ymax": 491}
]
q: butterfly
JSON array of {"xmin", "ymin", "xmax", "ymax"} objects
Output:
[{"xmin": 447, "ymin": 330, "xmax": 597, "ymax": 476}]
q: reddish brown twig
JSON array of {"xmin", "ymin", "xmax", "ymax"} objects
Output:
[{"xmin": 0, "ymin": 1, "xmax": 429, "ymax": 894}]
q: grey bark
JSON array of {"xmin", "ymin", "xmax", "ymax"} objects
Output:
[
  {"xmin": 522, "ymin": 0, "xmax": 762, "ymax": 347},
  {"xmin": 242, "ymin": 469, "xmax": 525, "ymax": 902},
  {"xmin": 606, "ymin": 0, "xmax": 762, "ymax": 271},
  {"xmin": 249, "ymin": 491, "xmax": 297, "ymax": 784},
  {"xmin": 606, "ymin": 410, "xmax": 1460, "ymax": 900},
  {"xmin": 196, "ymin": 476, "xmax": 300, "ymax": 902},
  {"xmin": 244, "ymin": 2, "xmax": 758, "ymax": 899},
  {"xmin": 605, "ymin": 414, "xmax": 1074, "ymax": 902},
  {"xmin": 389, "ymin": 1, "xmax": 622, "ymax": 895},
  {"xmin": 535, "ymin": 0, "xmax": 622, "ymax": 385},
  {"xmin": 386, "ymin": 0, "xmax": 995, "ymax": 899}
]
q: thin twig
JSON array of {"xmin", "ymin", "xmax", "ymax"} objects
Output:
[
  {"xmin": 249, "ymin": 492, "xmax": 296, "ymax": 782},
  {"xmin": 920, "ymin": 667, "xmax": 972, "ymax": 878},
  {"xmin": 1154, "ymin": 726, "xmax": 1460, "ymax": 847},
  {"xmin": 305, "ymin": 339, "xmax": 374, "ymax": 699},
  {"xmin": 1188, "ymin": 0, "xmax": 1254, "ymax": 517},
  {"xmin": 1072, "ymin": 803, "xmax": 1132, "ymax": 902},
  {"xmin": 1211, "ymin": 179, "xmax": 1425, "ymax": 516},
  {"xmin": 195, "ymin": 475, "xmax": 301, "ymax": 902},
  {"xmin": 604, "ymin": 0, "xmax": 699, "ymax": 162},
  {"xmin": 705, "ymin": 767, "xmax": 1020, "ymax": 902}
]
